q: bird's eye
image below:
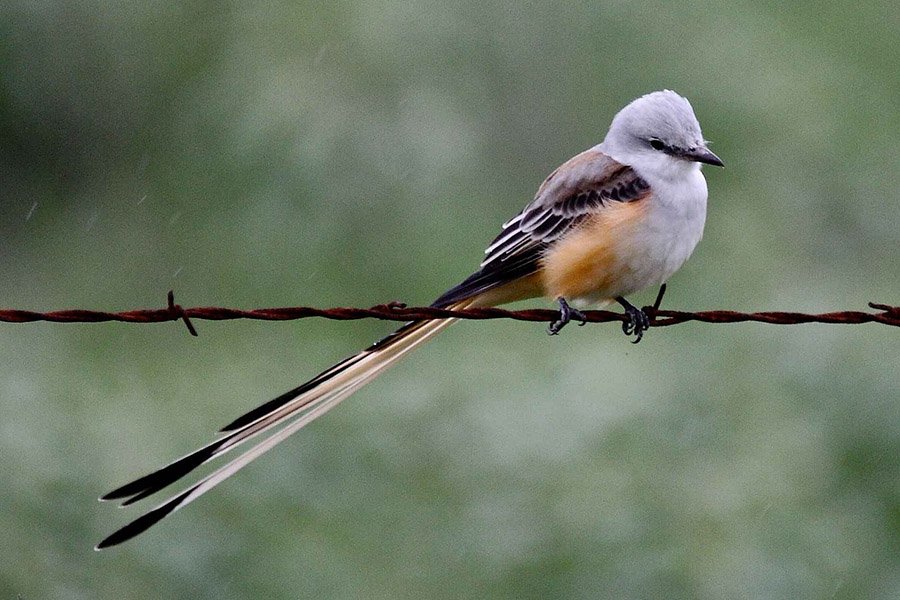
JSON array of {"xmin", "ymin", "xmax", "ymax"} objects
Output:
[{"xmin": 649, "ymin": 138, "xmax": 666, "ymax": 151}]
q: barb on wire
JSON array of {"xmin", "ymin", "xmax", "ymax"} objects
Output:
[
  {"xmin": 0, "ymin": 291, "xmax": 897, "ymax": 335},
  {"xmin": 167, "ymin": 291, "xmax": 198, "ymax": 336}
]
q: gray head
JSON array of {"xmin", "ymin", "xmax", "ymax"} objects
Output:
[{"xmin": 599, "ymin": 90, "xmax": 723, "ymax": 180}]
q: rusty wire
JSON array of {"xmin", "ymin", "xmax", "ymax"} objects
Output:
[{"xmin": 0, "ymin": 291, "xmax": 897, "ymax": 336}]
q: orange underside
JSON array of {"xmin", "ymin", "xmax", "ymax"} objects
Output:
[
  {"xmin": 470, "ymin": 202, "xmax": 646, "ymax": 306},
  {"xmin": 541, "ymin": 200, "xmax": 647, "ymax": 301},
  {"xmin": 475, "ymin": 200, "xmax": 649, "ymax": 307}
]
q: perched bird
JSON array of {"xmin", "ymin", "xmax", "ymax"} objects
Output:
[{"xmin": 97, "ymin": 90, "xmax": 723, "ymax": 548}]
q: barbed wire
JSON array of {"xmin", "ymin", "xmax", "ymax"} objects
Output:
[{"xmin": 0, "ymin": 291, "xmax": 897, "ymax": 336}]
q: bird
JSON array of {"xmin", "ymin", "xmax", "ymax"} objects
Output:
[{"xmin": 96, "ymin": 89, "xmax": 723, "ymax": 549}]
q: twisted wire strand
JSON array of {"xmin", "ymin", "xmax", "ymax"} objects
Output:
[{"xmin": 0, "ymin": 292, "xmax": 897, "ymax": 336}]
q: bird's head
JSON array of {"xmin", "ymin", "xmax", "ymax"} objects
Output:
[{"xmin": 601, "ymin": 90, "xmax": 723, "ymax": 181}]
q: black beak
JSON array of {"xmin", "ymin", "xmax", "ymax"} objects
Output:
[{"xmin": 684, "ymin": 146, "xmax": 724, "ymax": 167}]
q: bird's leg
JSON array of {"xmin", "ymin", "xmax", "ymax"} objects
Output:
[
  {"xmin": 616, "ymin": 296, "xmax": 651, "ymax": 344},
  {"xmin": 548, "ymin": 297, "xmax": 587, "ymax": 335},
  {"xmin": 652, "ymin": 284, "xmax": 667, "ymax": 312}
]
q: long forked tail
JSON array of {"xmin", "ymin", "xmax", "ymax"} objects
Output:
[{"xmin": 96, "ymin": 300, "xmax": 471, "ymax": 549}]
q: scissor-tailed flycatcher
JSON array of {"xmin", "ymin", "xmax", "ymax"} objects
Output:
[{"xmin": 97, "ymin": 90, "xmax": 723, "ymax": 548}]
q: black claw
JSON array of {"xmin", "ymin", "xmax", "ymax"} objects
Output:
[
  {"xmin": 548, "ymin": 297, "xmax": 587, "ymax": 335},
  {"xmin": 616, "ymin": 297, "xmax": 651, "ymax": 343}
]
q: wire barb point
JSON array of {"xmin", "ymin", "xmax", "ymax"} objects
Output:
[{"xmin": 167, "ymin": 291, "xmax": 198, "ymax": 337}]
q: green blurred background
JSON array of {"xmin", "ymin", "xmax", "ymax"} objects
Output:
[{"xmin": 1, "ymin": 1, "xmax": 897, "ymax": 598}]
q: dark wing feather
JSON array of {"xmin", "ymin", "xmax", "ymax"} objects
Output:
[{"xmin": 433, "ymin": 148, "xmax": 649, "ymax": 308}]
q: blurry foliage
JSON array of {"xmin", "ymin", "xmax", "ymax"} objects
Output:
[{"xmin": 0, "ymin": 1, "xmax": 897, "ymax": 599}]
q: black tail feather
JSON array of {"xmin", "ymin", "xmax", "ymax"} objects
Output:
[
  {"xmin": 100, "ymin": 440, "xmax": 224, "ymax": 504},
  {"xmin": 96, "ymin": 487, "xmax": 195, "ymax": 550}
]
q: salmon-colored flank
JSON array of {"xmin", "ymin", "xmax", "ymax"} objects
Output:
[
  {"xmin": 470, "ymin": 272, "xmax": 544, "ymax": 307},
  {"xmin": 539, "ymin": 198, "xmax": 649, "ymax": 302}
]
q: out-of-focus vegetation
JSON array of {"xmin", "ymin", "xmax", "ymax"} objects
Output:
[{"xmin": 0, "ymin": 1, "xmax": 897, "ymax": 598}]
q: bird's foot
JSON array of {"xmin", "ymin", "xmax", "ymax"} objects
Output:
[
  {"xmin": 548, "ymin": 297, "xmax": 587, "ymax": 335},
  {"xmin": 616, "ymin": 296, "xmax": 650, "ymax": 344}
]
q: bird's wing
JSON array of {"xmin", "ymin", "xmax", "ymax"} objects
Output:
[{"xmin": 432, "ymin": 148, "xmax": 651, "ymax": 307}]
